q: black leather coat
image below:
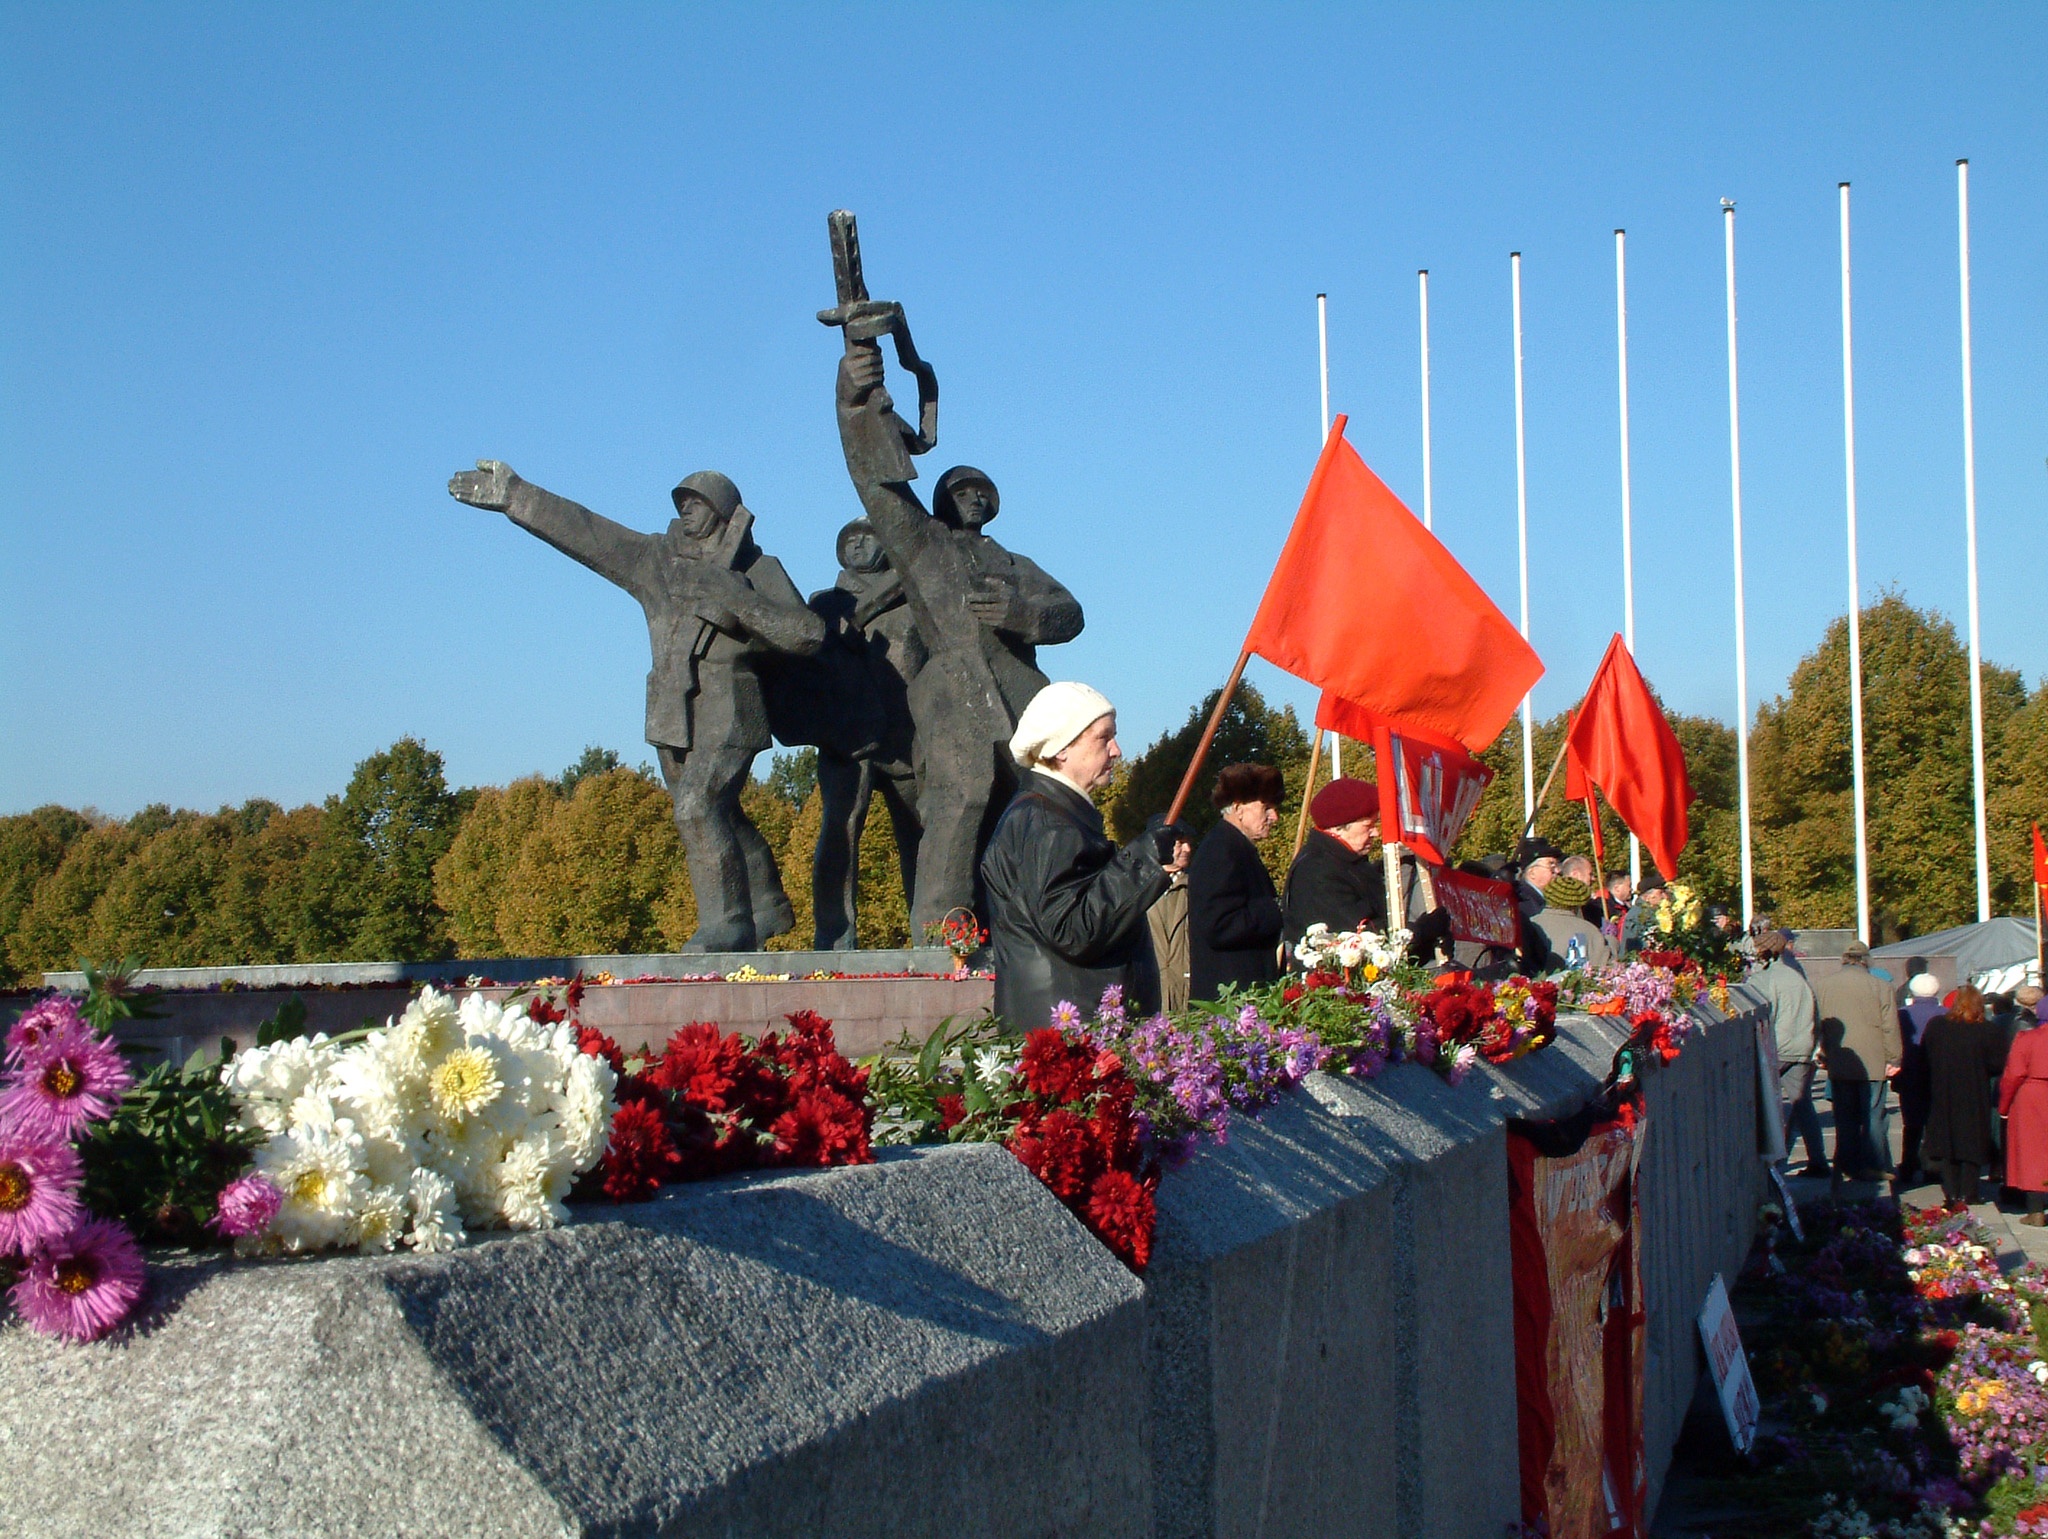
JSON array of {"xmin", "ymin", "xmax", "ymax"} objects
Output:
[
  {"xmin": 1188, "ymin": 820, "xmax": 1284, "ymax": 1001},
  {"xmin": 981, "ymin": 772, "xmax": 1168, "ymax": 1032}
]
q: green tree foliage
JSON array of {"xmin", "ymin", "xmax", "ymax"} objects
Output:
[
  {"xmin": 7, "ymin": 820, "xmax": 145, "ymax": 980},
  {"xmin": 556, "ymin": 745, "xmax": 622, "ymax": 796},
  {"xmin": 1752, "ymin": 595, "xmax": 2033, "ymax": 939},
  {"xmin": 0, "ymin": 805, "xmax": 91, "ymax": 984},
  {"xmin": 492, "ymin": 767, "xmax": 692, "ymax": 955},
  {"xmin": 307, "ymin": 738, "xmax": 467, "ymax": 961},
  {"xmin": 434, "ymin": 776, "xmax": 564, "ymax": 957},
  {"xmin": 1990, "ymin": 684, "xmax": 2048, "ymax": 919},
  {"xmin": 763, "ymin": 748, "xmax": 819, "ymax": 808}
]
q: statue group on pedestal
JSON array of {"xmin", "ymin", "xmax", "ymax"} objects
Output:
[{"xmin": 449, "ymin": 212, "xmax": 1083, "ymax": 952}]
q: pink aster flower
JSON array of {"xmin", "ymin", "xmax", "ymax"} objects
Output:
[
  {"xmin": 0, "ymin": 1127, "xmax": 84, "ymax": 1257},
  {"xmin": 208, "ymin": 1173, "xmax": 283, "ymax": 1239},
  {"xmin": 11, "ymin": 1218, "xmax": 147, "ymax": 1342},
  {"xmin": 1049, "ymin": 999, "xmax": 1084, "ymax": 1031},
  {"xmin": 0, "ymin": 1018, "xmax": 132, "ymax": 1140},
  {"xmin": 4, "ymin": 994, "xmax": 86, "ymax": 1069}
]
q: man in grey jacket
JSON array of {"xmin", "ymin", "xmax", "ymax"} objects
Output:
[
  {"xmin": 1753, "ymin": 930, "xmax": 1826, "ymax": 1174},
  {"xmin": 1815, "ymin": 940, "xmax": 1905, "ymax": 1181}
]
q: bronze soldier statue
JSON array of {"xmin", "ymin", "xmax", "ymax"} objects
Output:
[
  {"xmin": 447, "ymin": 460, "xmax": 824, "ymax": 951},
  {"xmin": 806, "ymin": 519, "xmax": 925, "ymax": 948},
  {"xmin": 820, "ymin": 212, "xmax": 1084, "ymax": 938}
]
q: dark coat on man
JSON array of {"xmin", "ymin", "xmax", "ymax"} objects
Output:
[
  {"xmin": 1921, "ymin": 1013, "xmax": 2011, "ymax": 1168},
  {"xmin": 1188, "ymin": 820, "xmax": 1284, "ymax": 1001},
  {"xmin": 981, "ymin": 771, "xmax": 1168, "ymax": 1033},
  {"xmin": 1282, "ymin": 831, "xmax": 1387, "ymax": 956}
]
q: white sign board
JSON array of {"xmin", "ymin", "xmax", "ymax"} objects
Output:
[{"xmin": 1697, "ymin": 1273, "xmax": 1759, "ymax": 1453}]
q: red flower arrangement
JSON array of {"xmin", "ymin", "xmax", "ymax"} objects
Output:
[
  {"xmin": 1004, "ymin": 1028, "xmax": 1158, "ymax": 1270},
  {"xmin": 581, "ymin": 1010, "xmax": 874, "ymax": 1200}
]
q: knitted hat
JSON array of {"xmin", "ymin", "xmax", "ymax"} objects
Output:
[
  {"xmin": 1310, "ymin": 778, "xmax": 1380, "ymax": 830},
  {"xmin": 1543, "ymin": 875, "xmax": 1590, "ymax": 910},
  {"xmin": 1009, "ymin": 682, "xmax": 1114, "ymax": 767},
  {"xmin": 1909, "ymin": 973, "xmax": 1941, "ymax": 999}
]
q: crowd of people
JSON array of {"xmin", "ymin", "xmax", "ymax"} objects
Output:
[
  {"xmin": 979, "ymin": 680, "xmax": 1716, "ymax": 1028},
  {"xmin": 1750, "ymin": 923, "xmax": 2048, "ymax": 1217},
  {"xmin": 976, "ymin": 682, "xmax": 2048, "ymax": 1216}
]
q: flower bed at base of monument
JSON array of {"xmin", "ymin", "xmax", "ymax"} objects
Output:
[
  {"xmin": 0, "ymin": 935, "xmax": 1719, "ymax": 1345},
  {"xmin": 1667, "ymin": 1199, "xmax": 2048, "ymax": 1538}
]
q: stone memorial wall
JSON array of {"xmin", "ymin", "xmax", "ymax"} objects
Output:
[{"xmin": 0, "ymin": 996, "xmax": 1766, "ymax": 1538}]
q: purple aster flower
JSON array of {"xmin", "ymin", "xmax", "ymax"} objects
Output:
[
  {"xmin": 0, "ymin": 1017, "xmax": 132, "ymax": 1140},
  {"xmin": 0, "ymin": 1126, "xmax": 83, "ymax": 1256},
  {"xmin": 208, "ymin": 1173, "xmax": 284, "ymax": 1239},
  {"xmin": 11, "ymin": 1217, "xmax": 147, "ymax": 1342},
  {"xmin": 1049, "ymin": 999, "xmax": 1083, "ymax": 1031},
  {"xmin": 4, "ymin": 994, "xmax": 86, "ymax": 1069}
]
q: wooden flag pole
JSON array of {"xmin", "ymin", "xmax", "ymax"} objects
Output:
[
  {"xmin": 1291, "ymin": 730, "xmax": 1326, "ymax": 858},
  {"xmin": 1518, "ymin": 728, "xmax": 1573, "ymax": 845},
  {"xmin": 1165, "ymin": 649, "xmax": 1251, "ymax": 825}
]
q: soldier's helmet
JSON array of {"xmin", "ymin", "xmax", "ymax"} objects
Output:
[
  {"xmin": 932, "ymin": 465, "xmax": 999, "ymax": 528},
  {"xmin": 671, "ymin": 471, "xmax": 742, "ymax": 522}
]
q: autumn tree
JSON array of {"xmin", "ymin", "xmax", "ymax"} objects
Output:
[
  {"xmin": 0, "ymin": 806, "xmax": 92, "ymax": 984},
  {"xmin": 433, "ymin": 776, "xmax": 564, "ymax": 957},
  {"xmin": 491, "ymin": 767, "xmax": 692, "ymax": 955},
  {"xmin": 301, "ymin": 739, "xmax": 467, "ymax": 961}
]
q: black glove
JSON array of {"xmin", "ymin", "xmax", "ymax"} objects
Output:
[{"xmin": 1147, "ymin": 817, "xmax": 1193, "ymax": 865}]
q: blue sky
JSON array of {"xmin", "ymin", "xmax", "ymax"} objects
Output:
[{"xmin": 3, "ymin": 4, "xmax": 2042, "ymax": 816}]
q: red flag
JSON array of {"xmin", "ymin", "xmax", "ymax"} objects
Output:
[
  {"xmin": 1244, "ymin": 418, "xmax": 1543, "ymax": 752},
  {"xmin": 1564, "ymin": 635, "xmax": 1695, "ymax": 880},
  {"xmin": 2033, "ymin": 822, "xmax": 2048, "ymax": 891}
]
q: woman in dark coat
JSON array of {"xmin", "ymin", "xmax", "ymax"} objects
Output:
[
  {"xmin": 1188, "ymin": 763, "xmax": 1285, "ymax": 1002},
  {"xmin": 1281, "ymin": 778, "xmax": 1386, "ymax": 956},
  {"xmin": 1921, "ymin": 985, "xmax": 2009, "ymax": 1205},
  {"xmin": 982, "ymin": 683, "xmax": 1170, "ymax": 1033}
]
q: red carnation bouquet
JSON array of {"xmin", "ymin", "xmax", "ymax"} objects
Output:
[
  {"xmin": 580, "ymin": 1010, "xmax": 873, "ymax": 1202},
  {"xmin": 986, "ymin": 1029, "xmax": 1158, "ymax": 1271}
]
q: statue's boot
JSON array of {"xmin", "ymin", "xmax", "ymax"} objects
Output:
[{"xmin": 681, "ymin": 917, "xmax": 757, "ymax": 953}]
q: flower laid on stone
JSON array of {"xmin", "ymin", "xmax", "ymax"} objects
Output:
[
  {"xmin": 224, "ymin": 985, "xmax": 617, "ymax": 1254},
  {"xmin": 0, "ymin": 1125, "xmax": 85, "ymax": 1256},
  {"xmin": 0, "ymin": 1007, "xmax": 134, "ymax": 1141},
  {"xmin": 0, "ymin": 994, "xmax": 147, "ymax": 1342},
  {"xmin": 583, "ymin": 1009, "xmax": 874, "ymax": 1199},
  {"xmin": 207, "ymin": 1173, "xmax": 283, "ymax": 1239},
  {"xmin": 7, "ymin": 1215, "xmax": 147, "ymax": 1343}
]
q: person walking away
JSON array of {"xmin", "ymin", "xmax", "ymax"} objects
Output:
[
  {"xmin": 1753, "ymin": 930, "xmax": 1827, "ymax": 1176},
  {"xmin": 1923, "ymin": 985, "xmax": 2008, "ymax": 1207},
  {"xmin": 1281, "ymin": 779, "xmax": 1386, "ymax": 955},
  {"xmin": 1145, "ymin": 820, "xmax": 1194, "ymax": 1013},
  {"xmin": 1529, "ymin": 875, "xmax": 1615, "ymax": 972},
  {"xmin": 1897, "ymin": 972, "xmax": 1945, "ymax": 1188},
  {"xmin": 1999, "ymin": 993, "xmax": 2048, "ymax": 1224},
  {"xmin": 981, "ymin": 683, "xmax": 1169, "ymax": 1033},
  {"xmin": 1815, "ymin": 940, "xmax": 1904, "ymax": 1182},
  {"xmin": 1188, "ymin": 763, "xmax": 1286, "ymax": 1001}
]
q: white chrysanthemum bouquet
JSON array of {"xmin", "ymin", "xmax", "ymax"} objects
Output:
[
  {"xmin": 223, "ymin": 987, "xmax": 616, "ymax": 1254},
  {"xmin": 1292, "ymin": 922, "xmax": 1411, "ymax": 979}
]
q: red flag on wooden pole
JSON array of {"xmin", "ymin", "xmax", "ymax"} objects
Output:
[
  {"xmin": 1563, "ymin": 635, "xmax": 1695, "ymax": 881},
  {"xmin": 2033, "ymin": 822, "xmax": 2048, "ymax": 892},
  {"xmin": 1243, "ymin": 417, "xmax": 1543, "ymax": 754}
]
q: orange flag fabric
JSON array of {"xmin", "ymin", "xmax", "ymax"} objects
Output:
[
  {"xmin": 1243, "ymin": 417, "xmax": 1543, "ymax": 753},
  {"xmin": 1563, "ymin": 635, "xmax": 1695, "ymax": 881},
  {"xmin": 2033, "ymin": 822, "xmax": 2048, "ymax": 891}
]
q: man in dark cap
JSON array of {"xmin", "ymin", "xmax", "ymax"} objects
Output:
[{"xmin": 449, "ymin": 459, "xmax": 825, "ymax": 950}]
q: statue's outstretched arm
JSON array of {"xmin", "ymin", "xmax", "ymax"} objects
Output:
[
  {"xmin": 448, "ymin": 461, "xmax": 650, "ymax": 597},
  {"xmin": 834, "ymin": 352, "xmax": 935, "ymax": 560},
  {"xmin": 723, "ymin": 556, "xmax": 825, "ymax": 656}
]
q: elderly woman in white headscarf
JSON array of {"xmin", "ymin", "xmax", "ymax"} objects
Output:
[{"xmin": 980, "ymin": 682, "xmax": 1174, "ymax": 1033}]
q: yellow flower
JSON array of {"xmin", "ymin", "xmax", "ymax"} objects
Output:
[{"xmin": 429, "ymin": 1047, "xmax": 503, "ymax": 1121}]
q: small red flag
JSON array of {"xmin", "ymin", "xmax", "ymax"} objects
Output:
[
  {"xmin": 1563, "ymin": 635, "xmax": 1695, "ymax": 880},
  {"xmin": 1244, "ymin": 418, "xmax": 1543, "ymax": 753},
  {"xmin": 2033, "ymin": 822, "xmax": 2048, "ymax": 891}
]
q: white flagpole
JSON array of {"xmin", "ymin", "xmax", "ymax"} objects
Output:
[
  {"xmin": 1839, "ymin": 183, "xmax": 1872, "ymax": 945},
  {"xmin": 1512, "ymin": 252, "xmax": 1535, "ymax": 822},
  {"xmin": 1957, "ymin": 161, "xmax": 1991, "ymax": 922},
  {"xmin": 1723, "ymin": 200, "xmax": 1754, "ymax": 928},
  {"xmin": 1419, "ymin": 269, "xmax": 1434, "ymax": 532},
  {"xmin": 1317, "ymin": 292, "xmax": 1340, "ymax": 781},
  {"xmin": 1615, "ymin": 228, "xmax": 1640, "ymax": 888}
]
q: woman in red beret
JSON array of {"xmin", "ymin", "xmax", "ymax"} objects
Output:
[{"xmin": 1281, "ymin": 778, "xmax": 1386, "ymax": 956}]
